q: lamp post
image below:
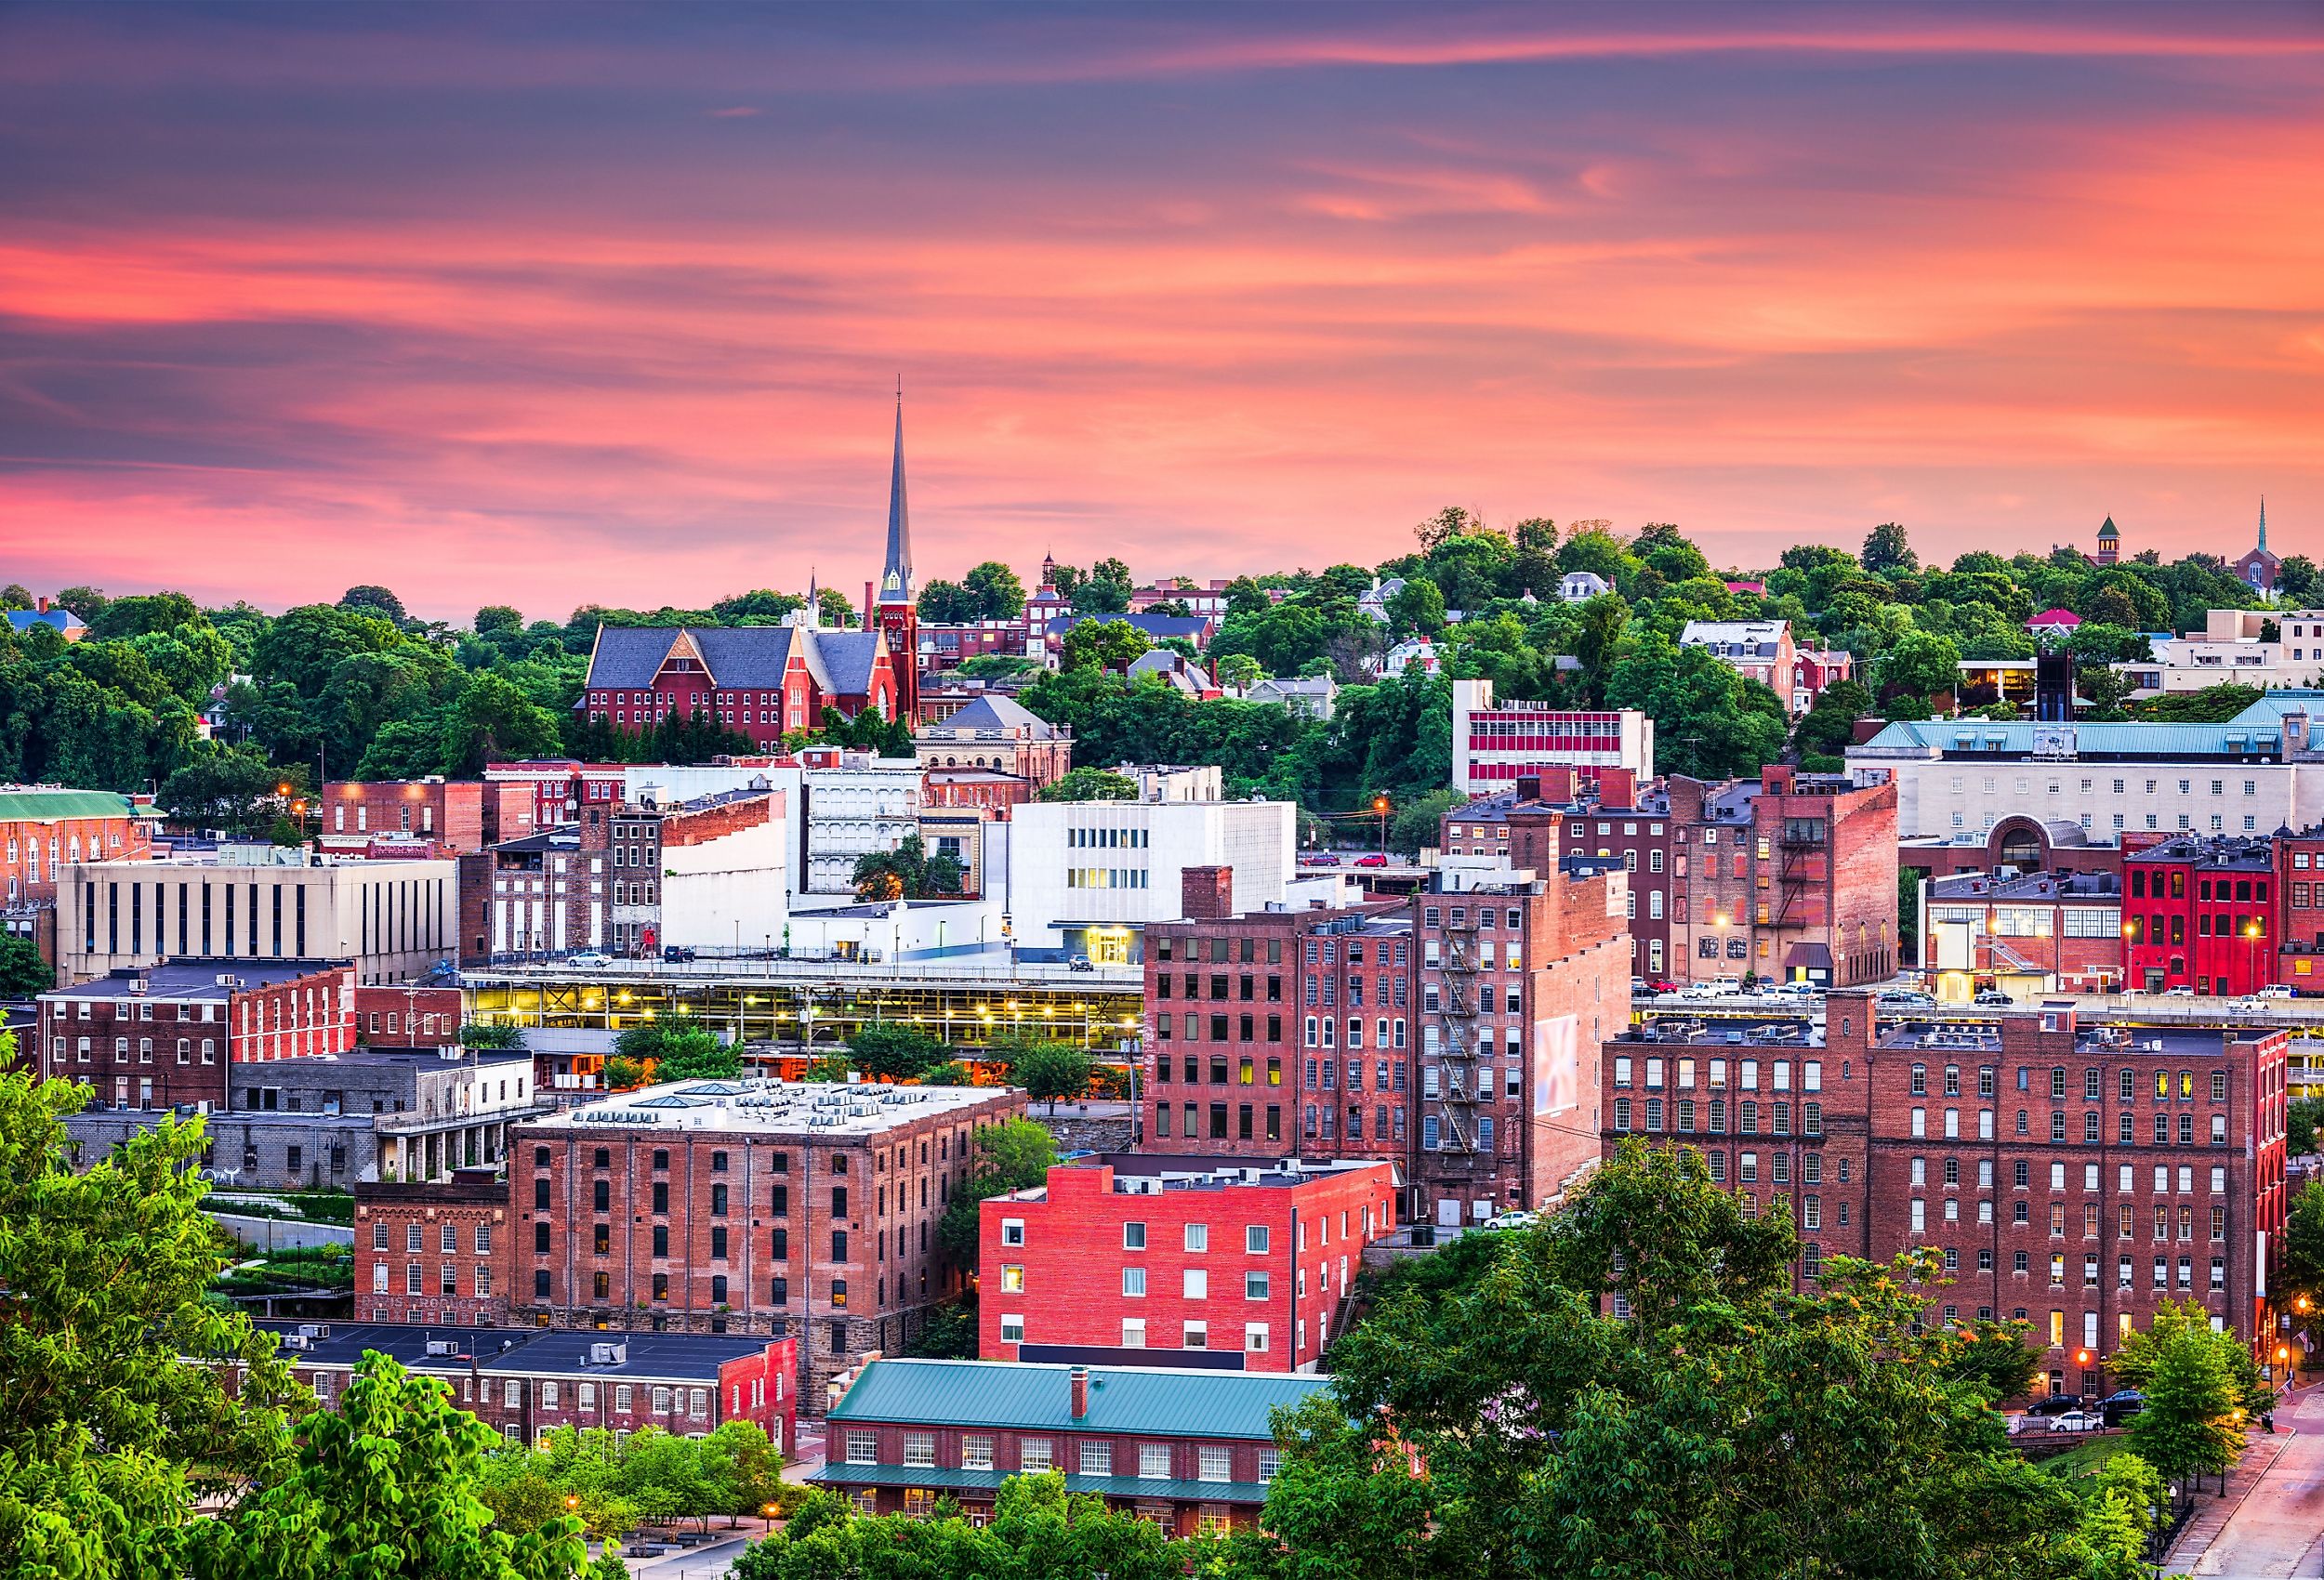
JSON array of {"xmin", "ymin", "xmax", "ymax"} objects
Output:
[{"xmin": 1372, "ymin": 795, "xmax": 1391, "ymax": 859}]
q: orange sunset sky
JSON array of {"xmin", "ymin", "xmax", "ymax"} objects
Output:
[{"xmin": 1, "ymin": 3, "xmax": 2319, "ymax": 620}]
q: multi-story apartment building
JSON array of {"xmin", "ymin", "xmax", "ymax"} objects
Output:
[
  {"xmin": 979, "ymin": 1155, "xmax": 1398, "ymax": 1372},
  {"xmin": 800, "ymin": 755, "xmax": 921, "ymax": 896},
  {"xmin": 1483, "ymin": 769, "xmax": 1673, "ymax": 980},
  {"xmin": 483, "ymin": 760, "xmax": 623, "ymax": 833},
  {"xmin": 0, "ymin": 786, "xmax": 152, "ymax": 958},
  {"xmin": 1920, "ymin": 869, "xmax": 2126, "ymax": 997},
  {"xmin": 356, "ymin": 1165, "xmax": 509, "ymax": 1325},
  {"xmin": 57, "ymin": 851, "xmax": 457, "ymax": 985},
  {"xmin": 2123, "ymin": 835, "xmax": 2278, "ymax": 997},
  {"xmin": 256, "ymin": 1319, "xmax": 798, "ymax": 1455},
  {"xmin": 1666, "ymin": 767, "xmax": 1899, "ymax": 988},
  {"xmin": 601, "ymin": 786, "xmax": 787, "ymax": 958},
  {"xmin": 470, "ymin": 824, "xmax": 609, "ymax": 963},
  {"xmin": 319, "ymin": 778, "xmax": 533, "ymax": 856},
  {"xmin": 352, "ymin": 981, "xmax": 465, "ymax": 1049},
  {"xmin": 2274, "ymin": 830, "xmax": 2324, "ymax": 993},
  {"xmin": 1603, "ymin": 992, "xmax": 2289, "ymax": 1398},
  {"xmin": 1411, "ymin": 856, "xmax": 1629, "ymax": 1226},
  {"xmin": 1449, "ymin": 678, "xmax": 1655, "ymax": 797},
  {"xmin": 1142, "ymin": 882, "xmax": 1410, "ymax": 1160},
  {"xmin": 810, "ymin": 1357, "xmax": 1326, "ymax": 1531},
  {"xmin": 2117, "ymin": 609, "xmax": 2324, "ymax": 700},
  {"xmin": 508, "ymin": 1078, "xmax": 1026, "ymax": 1404},
  {"xmin": 36, "ymin": 957, "xmax": 355, "ymax": 1111}
]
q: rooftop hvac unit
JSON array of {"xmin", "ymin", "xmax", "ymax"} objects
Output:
[
  {"xmin": 280, "ymin": 1334, "xmax": 310, "ymax": 1351},
  {"xmin": 588, "ymin": 1341, "xmax": 628, "ymax": 1365},
  {"xmin": 298, "ymin": 1323, "xmax": 328, "ymax": 1339},
  {"xmin": 424, "ymin": 1339, "xmax": 458, "ymax": 1357}
]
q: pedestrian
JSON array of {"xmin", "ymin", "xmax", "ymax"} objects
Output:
[{"xmin": 2262, "ymin": 1408, "xmax": 2277, "ymax": 1434}]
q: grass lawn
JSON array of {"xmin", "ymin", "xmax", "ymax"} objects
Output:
[{"xmin": 2038, "ymin": 1435, "xmax": 2133, "ymax": 1479}]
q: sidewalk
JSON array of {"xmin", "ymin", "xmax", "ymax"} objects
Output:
[{"xmin": 2165, "ymin": 1427, "xmax": 2293, "ymax": 1573}]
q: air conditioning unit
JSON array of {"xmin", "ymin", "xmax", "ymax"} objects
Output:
[
  {"xmin": 588, "ymin": 1341, "xmax": 627, "ymax": 1364},
  {"xmin": 424, "ymin": 1339, "xmax": 458, "ymax": 1357},
  {"xmin": 281, "ymin": 1334, "xmax": 310, "ymax": 1351},
  {"xmin": 298, "ymin": 1323, "xmax": 328, "ymax": 1339}
]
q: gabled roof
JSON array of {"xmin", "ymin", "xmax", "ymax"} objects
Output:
[
  {"xmin": 690, "ymin": 626, "xmax": 799, "ymax": 689},
  {"xmin": 937, "ymin": 695, "xmax": 1056, "ymax": 735},
  {"xmin": 815, "ymin": 630, "xmax": 886, "ymax": 698},
  {"xmin": 7, "ymin": 609, "xmax": 86, "ymax": 635},
  {"xmin": 826, "ymin": 1357, "xmax": 1329, "ymax": 1440},
  {"xmin": 2027, "ymin": 608, "xmax": 2082, "ymax": 626},
  {"xmin": 1045, "ymin": 612, "xmax": 1212, "ymax": 642},
  {"xmin": 585, "ymin": 625, "xmax": 682, "ymax": 688},
  {"xmin": 0, "ymin": 787, "xmax": 138, "ymax": 823}
]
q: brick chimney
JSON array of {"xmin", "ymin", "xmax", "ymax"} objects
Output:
[
  {"xmin": 1762, "ymin": 764, "xmax": 1794, "ymax": 796},
  {"xmin": 1182, "ymin": 864, "xmax": 1233, "ymax": 920},
  {"xmin": 1514, "ymin": 774, "xmax": 1542, "ymax": 805},
  {"xmin": 1596, "ymin": 767, "xmax": 1635, "ymax": 810},
  {"xmin": 34, "ymin": 596, "xmax": 48, "ymax": 613},
  {"xmin": 1069, "ymin": 1365, "xmax": 1089, "ymax": 1420}
]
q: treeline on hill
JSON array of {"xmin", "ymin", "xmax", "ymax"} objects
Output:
[{"xmin": 5, "ymin": 515, "xmax": 2288, "ymax": 839}]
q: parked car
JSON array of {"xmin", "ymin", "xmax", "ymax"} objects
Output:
[
  {"xmin": 2049, "ymin": 1410, "xmax": 2103, "ymax": 1433},
  {"xmin": 2256, "ymin": 984, "xmax": 2297, "ymax": 1000},
  {"xmin": 1974, "ymin": 989, "xmax": 2012, "ymax": 1007},
  {"xmin": 1631, "ymin": 977, "xmax": 1649, "ymax": 996},
  {"xmin": 1683, "ymin": 978, "xmax": 1744, "ymax": 1000},
  {"xmin": 661, "ymin": 945, "xmax": 696, "ymax": 963},
  {"xmin": 1772, "ymin": 981, "xmax": 1821, "ymax": 999},
  {"xmin": 1353, "ymin": 853, "xmax": 1389, "ymax": 867},
  {"xmin": 1482, "ymin": 1210, "xmax": 1538, "ymax": 1231},
  {"xmin": 1644, "ymin": 978, "xmax": 1681, "ymax": 996},
  {"xmin": 2162, "ymin": 985, "xmax": 2197, "ymax": 997},
  {"xmin": 1067, "ymin": 955, "xmax": 1096, "ymax": 972},
  {"xmin": 1878, "ymin": 989, "xmax": 1935, "ymax": 1008},
  {"xmin": 2098, "ymin": 1389, "xmax": 2146, "ymax": 1427},
  {"xmin": 1306, "ymin": 853, "xmax": 1341, "ymax": 866},
  {"xmin": 568, "ymin": 952, "xmax": 613, "ymax": 968},
  {"xmin": 2023, "ymin": 1394, "xmax": 2088, "ymax": 1418}
]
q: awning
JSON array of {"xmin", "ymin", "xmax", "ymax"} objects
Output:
[{"xmin": 1784, "ymin": 942, "xmax": 1834, "ymax": 970}]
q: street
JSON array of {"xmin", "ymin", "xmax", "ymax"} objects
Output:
[{"xmin": 2179, "ymin": 1386, "xmax": 2324, "ymax": 1578}]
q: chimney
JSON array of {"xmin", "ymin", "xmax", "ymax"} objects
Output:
[
  {"xmin": 35, "ymin": 596, "xmax": 48, "ymax": 613},
  {"xmin": 1514, "ymin": 774, "xmax": 1542, "ymax": 805},
  {"xmin": 1761, "ymin": 764, "xmax": 1793, "ymax": 796},
  {"xmin": 1596, "ymin": 768, "xmax": 1635, "ymax": 810},
  {"xmin": 1069, "ymin": 1365, "xmax": 1089, "ymax": 1420},
  {"xmin": 1182, "ymin": 864, "xmax": 1233, "ymax": 920}
]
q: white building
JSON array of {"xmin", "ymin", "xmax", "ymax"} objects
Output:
[
  {"xmin": 2117, "ymin": 609, "xmax": 2324, "ymax": 699},
  {"xmin": 1006, "ymin": 795, "xmax": 1295, "ymax": 964},
  {"xmin": 622, "ymin": 753, "xmax": 918, "ymax": 901},
  {"xmin": 57, "ymin": 849, "xmax": 458, "ymax": 984},
  {"xmin": 658, "ymin": 799, "xmax": 790, "ymax": 955},
  {"xmin": 1845, "ymin": 694, "xmax": 2324, "ymax": 841},
  {"xmin": 1244, "ymin": 675, "xmax": 1337, "ymax": 721},
  {"xmin": 1558, "ymin": 571, "xmax": 1610, "ymax": 602},
  {"xmin": 1678, "ymin": 619, "xmax": 1800, "ymax": 713},
  {"xmin": 1449, "ymin": 678, "xmax": 1656, "ymax": 796}
]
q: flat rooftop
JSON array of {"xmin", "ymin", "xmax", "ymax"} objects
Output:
[
  {"xmin": 251, "ymin": 1319, "xmax": 773, "ymax": 1381},
  {"xmin": 45, "ymin": 959, "xmax": 351, "ymax": 1000},
  {"xmin": 527, "ymin": 1077, "xmax": 1014, "ymax": 1137}
]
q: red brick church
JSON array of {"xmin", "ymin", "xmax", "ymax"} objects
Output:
[{"xmin": 577, "ymin": 400, "xmax": 921, "ymax": 744}]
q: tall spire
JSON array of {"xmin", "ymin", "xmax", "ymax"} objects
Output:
[
  {"xmin": 2259, "ymin": 496, "xmax": 2269, "ymax": 556},
  {"xmin": 805, "ymin": 565, "xmax": 820, "ymax": 628},
  {"xmin": 878, "ymin": 383, "xmax": 913, "ymax": 607}
]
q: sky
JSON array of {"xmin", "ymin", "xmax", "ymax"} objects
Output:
[{"xmin": 1, "ymin": 3, "xmax": 2319, "ymax": 623}]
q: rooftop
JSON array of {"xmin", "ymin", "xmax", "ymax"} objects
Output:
[
  {"xmin": 43, "ymin": 958, "xmax": 351, "ymax": 1000},
  {"xmin": 1927, "ymin": 869, "xmax": 2122, "ymax": 902},
  {"xmin": 826, "ymin": 1356, "xmax": 1329, "ymax": 1440},
  {"xmin": 2125, "ymin": 834, "xmax": 2277, "ymax": 871},
  {"xmin": 251, "ymin": 1319, "xmax": 776, "ymax": 1382},
  {"xmin": 1004, "ymin": 1153, "xmax": 1394, "ymax": 1201},
  {"xmin": 524, "ymin": 1077, "xmax": 1014, "ymax": 1136},
  {"xmin": 0, "ymin": 786, "xmax": 139, "ymax": 822}
]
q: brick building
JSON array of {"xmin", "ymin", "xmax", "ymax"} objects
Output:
[
  {"xmin": 1921, "ymin": 869, "xmax": 2126, "ymax": 997},
  {"xmin": 2275, "ymin": 829, "xmax": 2324, "ymax": 993},
  {"xmin": 36, "ymin": 958, "xmax": 354, "ymax": 1112},
  {"xmin": 321, "ymin": 778, "xmax": 531, "ymax": 856},
  {"xmin": 912, "ymin": 696, "xmax": 1072, "ymax": 791},
  {"xmin": 810, "ymin": 1357, "xmax": 1326, "ymax": 1531},
  {"xmin": 256, "ymin": 1320, "xmax": 798, "ymax": 1455},
  {"xmin": 978, "ymin": 1155, "xmax": 1399, "ymax": 1372},
  {"xmin": 508, "ymin": 1078, "xmax": 1027, "ymax": 1405},
  {"xmin": 356, "ymin": 1165, "xmax": 509, "ymax": 1325},
  {"xmin": 483, "ymin": 760, "xmax": 624, "ymax": 833},
  {"xmin": 2124, "ymin": 835, "xmax": 2277, "ymax": 996},
  {"xmin": 1485, "ymin": 768, "xmax": 1671, "ymax": 981},
  {"xmin": 578, "ymin": 623, "xmax": 900, "ymax": 750},
  {"xmin": 0, "ymin": 786, "xmax": 152, "ymax": 959},
  {"xmin": 1677, "ymin": 619, "xmax": 1799, "ymax": 713},
  {"xmin": 1603, "ymin": 992, "xmax": 2290, "ymax": 1396},
  {"xmin": 353, "ymin": 982, "xmax": 465, "ymax": 1049},
  {"xmin": 1449, "ymin": 679, "xmax": 1655, "ymax": 796},
  {"xmin": 1142, "ymin": 892, "xmax": 1411, "ymax": 1162},
  {"xmin": 472, "ymin": 824, "xmax": 609, "ymax": 962},
  {"xmin": 1667, "ymin": 767, "xmax": 1899, "ymax": 988}
]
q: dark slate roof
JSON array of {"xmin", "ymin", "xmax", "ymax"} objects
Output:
[
  {"xmin": 1045, "ymin": 613, "xmax": 1212, "ymax": 643},
  {"xmin": 251, "ymin": 1320, "xmax": 772, "ymax": 1382},
  {"xmin": 585, "ymin": 626, "xmax": 682, "ymax": 688},
  {"xmin": 827, "ymin": 1357, "xmax": 1327, "ymax": 1440},
  {"xmin": 816, "ymin": 630, "xmax": 886, "ymax": 697},
  {"xmin": 938, "ymin": 695, "xmax": 1055, "ymax": 735}
]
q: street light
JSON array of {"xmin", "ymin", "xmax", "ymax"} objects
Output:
[{"xmin": 1372, "ymin": 795, "xmax": 1391, "ymax": 858}]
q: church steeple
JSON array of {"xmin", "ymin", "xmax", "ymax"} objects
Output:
[
  {"xmin": 805, "ymin": 566, "xmax": 821, "ymax": 629},
  {"xmin": 2259, "ymin": 497, "xmax": 2269, "ymax": 557},
  {"xmin": 878, "ymin": 386, "xmax": 913, "ymax": 607}
]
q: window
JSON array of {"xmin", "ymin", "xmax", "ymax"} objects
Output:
[
  {"xmin": 903, "ymin": 1432, "xmax": 935, "ymax": 1468},
  {"xmin": 1199, "ymin": 1445, "xmax": 1232, "ymax": 1481},
  {"xmin": 1185, "ymin": 1223, "xmax": 1209, "ymax": 1252},
  {"xmin": 1078, "ymin": 1442, "xmax": 1113, "ymax": 1477},
  {"xmin": 845, "ymin": 1431, "xmax": 878, "ymax": 1465},
  {"xmin": 1122, "ymin": 1267, "xmax": 1146, "ymax": 1297},
  {"xmin": 1019, "ymin": 1438, "xmax": 1052, "ymax": 1472},
  {"xmin": 1124, "ymin": 1221, "xmax": 1147, "ymax": 1251},
  {"xmin": 1246, "ymin": 1225, "xmax": 1270, "ymax": 1254},
  {"xmin": 1246, "ymin": 1271, "xmax": 1271, "ymax": 1300}
]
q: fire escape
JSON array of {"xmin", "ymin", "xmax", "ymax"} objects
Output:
[
  {"xmin": 1775, "ymin": 813, "xmax": 1827, "ymax": 977},
  {"xmin": 1434, "ymin": 909, "xmax": 1485, "ymax": 1166}
]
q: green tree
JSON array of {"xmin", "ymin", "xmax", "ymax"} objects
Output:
[
  {"xmin": 1036, "ymin": 766, "xmax": 1138, "ymax": 802},
  {"xmin": 916, "ymin": 579, "xmax": 980, "ymax": 624},
  {"xmin": 962, "ymin": 560, "xmax": 1026, "ymax": 620},
  {"xmin": 850, "ymin": 831, "xmax": 964, "ymax": 900},
  {"xmin": 459, "ymin": 1021, "xmax": 526, "ymax": 1050},
  {"xmin": 1059, "ymin": 618, "xmax": 1150, "ymax": 673},
  {"xmin": 2289, "ymin": 1097, "xmax": 2324, "ymax": 1159},
  {"xmin": 0, "ymin": 933, "xmax": 51, "ymax": 996},
  {"xmin": 193, "ymin": 1350, "xmax": 587, "ymax": 1579},
  {"xmin": 1384, "ymin": 577, "xmax": 1446, "ymax": 635},
  {"xmin": 0, "ymin": 1062, "xmax": 302, "ymax": 1576},
  {"xmin": 161, "ymin": 748, "xmax": 302, "ymax": 836},
  {"xmin": 1216, "ymin": 652, "xmax": 1265, "ymax": 691},
  {"xmin": 440, "ymin": 672, "xmax": 563, "ymax": 776},
  {"xmin": 1881, "ymin": 628, "xmax": 1963, "ymax": 704},
  {"xmin": 1008, "ymin": 1040, "xmax": 1093, "ymax": 1113},
  {"xmin": 847, "ymin": 1023, "xmax": 950, "ymax": 1081},
  {"xmin": 338, "ymin": 585, "xmax": 412, "ymax": 625},
  {"xmin": 934, "ymin": 1118, "xmax": 1059, "ymax": 1270},
  {"xmin": 2119, "ymin": 1303, "xmax": 2249, "ymax": 1494},
  {"xmin": 1862, "ymin": 520, "xmax": 1919, "ymax": 576},
  {"xmin": 600, "ymin": 1056, "xmax": 647, "ymax": 1091},
  {"xmin": 1794, "ymin": 677, "xmax": 1874, "ymax": 758},
  {"xmin": 650, "ymin": 1028, "xmax": 743, "ymax": 1082},
  {"xmin": 1389, "ymin": 786, "xmax": 1462, "ymax": 853}
]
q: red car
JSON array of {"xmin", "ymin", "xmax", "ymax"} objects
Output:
[
  {"xmin": 1305, "ymin": 853, "xmax": 1341, "ymax": 866},
  {"xmin": 1354, "ymin": 853, "xmax": 1390, "ymax": 867},
  {"xmin": 1644, "ymin": 979, "xmax": 1681, "ymax": 995}
]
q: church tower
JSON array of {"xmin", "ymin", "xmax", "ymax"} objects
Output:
[{"xmin": 873, "ymin": 390, "xmax": 920, "ymax": 722}]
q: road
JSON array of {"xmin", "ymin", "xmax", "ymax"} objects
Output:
[{"xmin": 2188, "ymin": 1387, "xmax": 2324, "ymax": 1578}]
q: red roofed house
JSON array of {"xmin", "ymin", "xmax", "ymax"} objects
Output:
[{"xmin": 2027, "ymin": 608, "xmax": 2083, "ymax": 638}]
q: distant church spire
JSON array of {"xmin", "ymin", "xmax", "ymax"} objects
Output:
[
  {"xmin": 878, "ymin": 384, "xmax": 913, "ymax": 607},
  {"xmin": 805, "ymin": 566, "xmax": 820, "ymax": 628},
  {"xmin": 2259, "ymin": 496, "xmax": 2269, "ymax": 557}
]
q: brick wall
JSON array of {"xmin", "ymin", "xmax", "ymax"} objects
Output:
[{"xmin": 355, "ymin": 1169, "xmax": 510, "ymax": 1324}]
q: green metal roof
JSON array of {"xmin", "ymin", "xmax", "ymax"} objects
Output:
[
  {"xmin": 826, "ymin": 1358, "xmax": 1327, "ymax": 1441},
  {"xmin": 808, "ymin": 1462, "xmax": 1270, "ymax": 1506},
  {"xmin": 0, "ymin": 789, "xmax": 137, "ymax": 822}
]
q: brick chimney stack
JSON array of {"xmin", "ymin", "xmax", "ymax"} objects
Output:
[
  {"xmin": 1069, "ymin": 1365, "xmax": 1089, "ymax": 1419},
  {"xmin": 1182, "ymin": 864, "xmax": 1233, "ymax": 920}
]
